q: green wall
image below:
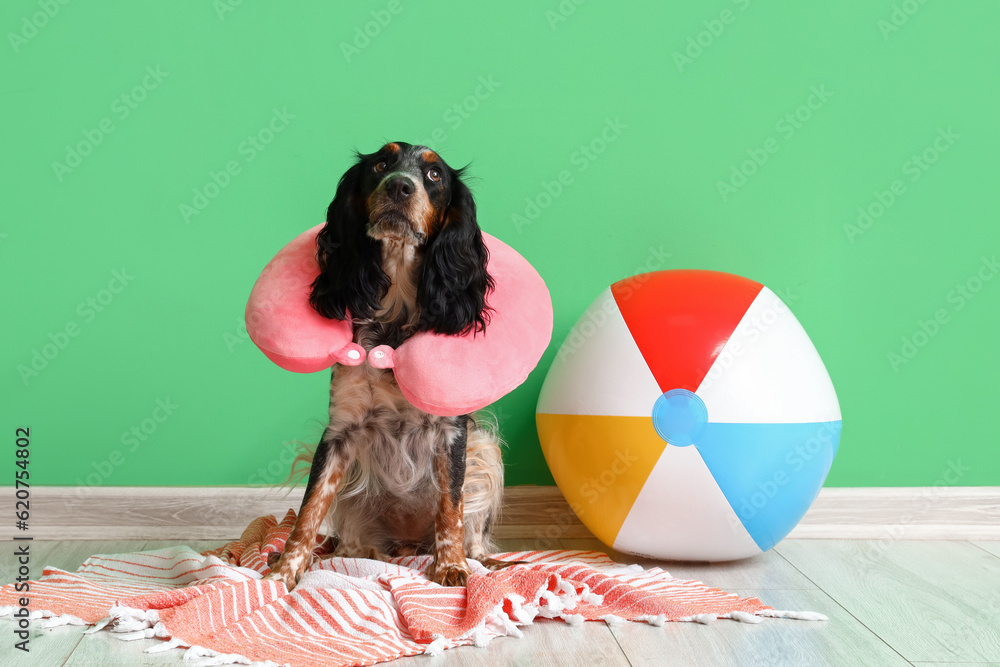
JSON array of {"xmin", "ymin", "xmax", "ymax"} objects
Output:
[{"xmin": 2, "ymin": 2, "xmax": 997, "ymax": 489}]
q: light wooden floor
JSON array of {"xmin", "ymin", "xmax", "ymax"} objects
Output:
[{"xmin": 3, "ymin": 538, "xmax": 999, "ymax": 666}]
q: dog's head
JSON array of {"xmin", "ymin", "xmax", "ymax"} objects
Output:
[
  {"xmin": 363, "ymin": 142, "xmax": 457, "ymax": 245},
  {"xmin": 310, "ymin": 142, "xmax": 493, "ymax": 335}
]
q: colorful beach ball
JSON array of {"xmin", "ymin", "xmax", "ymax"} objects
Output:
[{"xmin": 536, "ymin": 270, "xmax": 841, "ymax": 561}]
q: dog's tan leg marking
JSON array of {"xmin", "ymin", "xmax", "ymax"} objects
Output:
[
  {"xmin": 426, "ymin": 421, "xmax": 473, "ymax": 587},
  {"xmin": 265, "ymin": 453, "xmax": 348, "ymax": 590}
]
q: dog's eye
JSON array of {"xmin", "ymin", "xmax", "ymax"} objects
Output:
[
  {"xmin": 374, "ymin": 161, "xmax": 387, "ymax": 173},
  {"xmin": 426, "ymin": 168, "xmax": 441, "ymax": 182}
]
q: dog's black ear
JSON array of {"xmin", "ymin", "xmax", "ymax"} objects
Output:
[
  {"xmin": 417, "ymin": 170, "xmax": 494, "ymax": 335},
  {"xmin": 310, "ymin": 161, "xmax": 388, "ymax": 320}
]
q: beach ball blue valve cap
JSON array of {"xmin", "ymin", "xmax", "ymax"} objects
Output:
[{"xmin": 652, "ymin": 389, "xmax": 708, "ymax": 446}]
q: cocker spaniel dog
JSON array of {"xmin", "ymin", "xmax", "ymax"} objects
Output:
[{"xmin": 265, "ymin": 142, "xmax": 517, "ymax": 589}]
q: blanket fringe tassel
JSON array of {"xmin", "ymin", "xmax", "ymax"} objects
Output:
[{"xmin": 0, "ymin": 605, "xmax": 87, "ymax": 628}]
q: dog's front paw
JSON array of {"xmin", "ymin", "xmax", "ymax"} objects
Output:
[
  {"xmin": 264, "ymin": 554, "xmax": 307, "ymax": 591},
  {"xmin": 263, "ymin": 568, "xmax": 299, "ymax": 591},
  {"xmin": 427, "ymin": 559, "xmax": 472, "ymax": 587}
]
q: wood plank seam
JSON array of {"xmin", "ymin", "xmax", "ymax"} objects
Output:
[
  {"xmin": 771, "ymin": 546, "xmax": 914, "ymax": 666},
  {"xmin": 2, "ymin": 485, "xmax": 998, "ymax": 541}
]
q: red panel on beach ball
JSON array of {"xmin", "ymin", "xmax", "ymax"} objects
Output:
[{"xmin": 610, "ymin": 270, "xmax": 763, "ymax": 393}]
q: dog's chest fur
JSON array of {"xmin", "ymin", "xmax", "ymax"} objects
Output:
[{"xmin": 325, "ymin": 239, "xmax": 456, "ymax": 542}]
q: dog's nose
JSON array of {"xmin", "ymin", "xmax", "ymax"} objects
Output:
[{"xmin": 384, "ymin": 176, "xmax": 414, "ymax": 201}]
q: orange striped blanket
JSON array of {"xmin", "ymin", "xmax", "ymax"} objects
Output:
[{"xmin": 0, "ymin": 511, "xmax": 824, "ymax": 666}]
